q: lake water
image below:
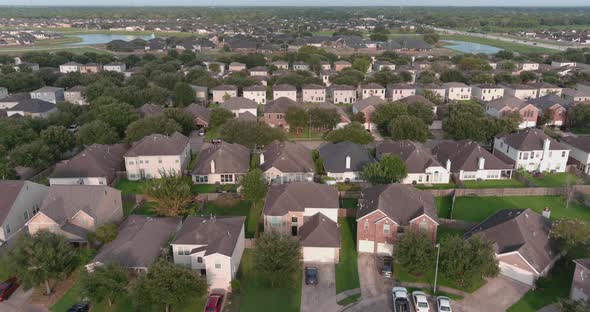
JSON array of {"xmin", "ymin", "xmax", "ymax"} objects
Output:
[
  {"xmin": 66, "ymin": 34, "xmax": 154, "ymax": 46},
  {"xmin": 443, "ymin": 40, "xmax": 502, "ymax": 54}
]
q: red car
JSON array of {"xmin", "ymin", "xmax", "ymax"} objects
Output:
[
  {"xmin": 204, "ymin": 293, "xmax": 224, "ymax": 312},
  {"xmin": 0, "ymin": 277, "xmax": 19, "ymax": 302}
]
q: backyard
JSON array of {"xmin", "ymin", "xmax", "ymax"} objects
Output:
[
  {"xmin": 335, "ymin": 218, "xmax": 360, "ymax": 294},
  {"xmin": 462, "ymin": 178, "xmax": 527, "ymax": 189},
  {"xmin": 521, "ymin": 172, "xmax": 584, "ymax": 188},
  {"xmin": 200, "ymin": 198, "xmax": 261, "ymax": 238}
]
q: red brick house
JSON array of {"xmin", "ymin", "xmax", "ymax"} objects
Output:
[
  {"xmin": 529, "ymin": 95, "xmax": 573, "ymax": 127},
  {"xmin": 263, "ymin": 97, "xmax": 300, "ymax": 130},
  {"xmin": 356, "ymin": 184, "xmax": 438, "ymax": 255}
]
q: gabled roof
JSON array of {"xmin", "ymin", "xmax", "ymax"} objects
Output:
[
  {"xmin": 487, "ymin": 96, "xmax": 534, "ymax": 111},
  {"xmin": 126, "ymin": 132, "xmax": 189, "ymax": 157},
  {"xmin": 50, "ymin": 144, "xmax": 127, "ymax": 182},
  {"xmin": 573, "ymin": 258, "xmax": 590, "ymax": 271},
  {"xmin": 264, "ymin": 182, "xmax": 339, "ymax": 216},
  {"xmin": 244, "ymin": 85, "xmax": 267, "ymax": 92},
  {"xmin": 261, "ymin": 141, "xmax": 314, "ymax": 174},
  {"xmin": 357, "ymin": 184, "xmax": 437, "ymax": 225},
  {"xmin": 184, "ymin": 104, "xmax": 210, "ymax": 123},
  {"xmin": 529, "ymin": 95, "xmax": 573, "ymax": 110},
  {"xmin": 299, "ymin": 213, "xmax": 340, "ymax": 248},
  {"xmin": 172, "ymin": 216, "xmax": 245, "ymax": 257},
  {"xmin": 442, "ymin": 82, "xmax": 469, "ymax": 88},
  {"xmin": 212, "ymin": 85, "xmax": 238, "ymax": 91},
  {"xmin": 264, "ymin": 97, "xmax": 300, "ymax": 113},
  {"xmin": 9, "ymin": 99, "xmax": 55, "ymax": 113},
  {"xmin": 398, "ymin": 95, "xmax": 435, "ymax": 107},
  {"xmin": 220, "ymin": 97, "xmax": 258, "ymax": 110},
  {"xmin": 193, "ymin": 142, "xmax": 250, "ymax": 175},
  {"xmin": 93, "ymin": 215, "xmax": 181, "ymax": 269},
  {"xmin": 32, "ymin": 86, "xmax": 63, "ymax": 93},
  {"xmin": 376, "ymin": 140, "xmax": 442, "ymax": 174},
  {"xmin": 361, "ymin": 83, "xmax": 385, "ymax": 90},
  {"xmin": 302, "ymin": 84, "xmax": 326, "ymax": 90},
  {"xmin": 495, "ymin": 128, "xmax": 566, "ymax": 151},
  {"xmin": 273, "ymin": 84, "xmax": 297, "ymax": 92},
  {"xmin": 319, "ymin": 141, "xmax": 375, "ymax": 173},
  {"xmin": 465, "ymin": 209, "xmax": 559, "ymax": 273},
  {"xmin": 330, "ymin": 84, "xmax": 356, "ymax": 91},
  {"xmin": 562, "ymin": 136, "xmax": 590, "ymax": 153},
  {"xmin": 352, "ymin": 96, "xmax": 386, "ymax": 112},
  {"xmin": 432, "ymin": 140, "xmax": 512, "ymax": 172},
  {"xmin": 0, "ymin": 181, "xmax": 27, "ymax": 224}
]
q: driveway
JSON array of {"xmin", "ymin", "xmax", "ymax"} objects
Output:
[
  {"xmin": 0, "ymin": 287, "xmax": 49, "ymax": 312},
  {"xmin": 300, "ymin": 263, "xmax": 338, "ymax": 312},
  {"xmin": 357, "ymin": 253, "xmax": 392, "ymax": 298},
  {"xmin": 453, "ymin": 276, "xmax": 531, "ymax": 312}
]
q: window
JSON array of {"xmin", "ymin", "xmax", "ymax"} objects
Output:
[
  {"xmin": 215, "ymin": 263, "xmax": 221, "ymax": 269},
  {"xmin": 364, "ymin": 221, "xmax": 369, "ymax": 231},
  {"xmin": 24, "ymin": 210, "xmax": 29, "ymax": 220},
  {"xmin": 196, "ymin": 175, "xmax": 208, "ymax": 183},
  {"xmin": 6, "ymin": 223, "xmax": 10, "ymax": 234},
  {"xmin": 145, "ymin": 160, "xmax": 149, "ymax": 164},
  {"xmin": 383, "ymin": 223, "xmax": 390, "ymax": 235},
  {"xmin": 221, "ymin": 174, "xmax": 233, "ymax": 183},
  {"xmin": 139, "ymin": 160, "xmax": 143, "ymax": 164},
  {"xmin": 158, "ymin": 159, "xmax": 162, "ymax": 164},
  {"xmin": 562, "ymin": 151, "xmax": 566, "ymax": 157},
  {"xmin": 177, "ymin": 247, "xmax": 190, "ymax": 256},
  {"xmin": 197, "ymin": 257, "xmax": 203, "ymax": 263},
  {"xmin": 129, "ymin": 161, "xmax": 134, "ymax": 165},
  {"xmin": 291, "ymin": 217, "xmax": 298, "ymax": 223}
]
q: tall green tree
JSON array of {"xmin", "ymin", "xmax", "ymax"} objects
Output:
[
  {"xmin": 362, "ymin": 154, "xmax": 407, "ymax": 184},
  {"xmin": 144, "ymin": 171, "xmax": 193, "ymax": 216},
  {"xmin": 10, "ymin": 140, "xmax": 55, "ymax": 170},
  {"xmin": 372, "ymin": 102, "xmax": 408, "ymax": 133},
  {"xmin": 94, "ymin": 102, "xmax": 139, "ymax": 136},
  {"xmin": 40, "ymin": 125, "xmax": 75, "ymax": 156},
  {"xmin": 395, "ymin": 230, "xmax": 435, "ymax": 274},
  {"xmin": 95, "ymin": 223, "xmax": 119, "ymax": 244},
  {"xmin": 551, "ymin": 220, "xmax": 590, "ymax": 251},
  {"xmin": 324, "ymin": 122, "xmax": 374, "ymax": 145},
  {"xmin": 241, "ymin": 169, "xmax": 268, "ymax": 207},
  {"xmin": 285, "ymin": 106, "xmax": 309, "ymax": 134},
  {"xmin": 174, "ymin": 82, "xmax": 196, "ymax": 107},
  {"xmin": 9, "ymin": 231, "xmax": 78, "ymax": 295},
  {"xmin": 220, "ymin": 120, "xmax": 286, "ymax": 148},
  {"xmin": 209, "ymin": 108, "xmax": 234, "ymax": 128},
  {"xmin": 79, "ymin": 263, "xmax": 128, "ymax": 307},
  {"xmin": 254, "ymin": 232, "xmax": 301, "ymax": 287},
  {"xmin": 439, "ymin": 236, "xmax": 499, "ymax": 288},
  {"xmin": 125, "ymin": 116, "xmax": 182, "ymax": 144},
  {"xmin": 389, "ymin": 115, "xmax": 429, "ymax": 142},
  {"xmin": 163, "ymin": 108, "xmax": 194, "ymax": 135},
  {"xmin": 77, "ymin": 120, "xmax": 119, "ymax": 145}
]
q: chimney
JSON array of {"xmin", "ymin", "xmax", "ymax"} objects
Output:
[
  {"xmin": 345, "ymin": 155, "xmax": 351, "ymax": 170},
  {"xmin": 260, "ymin": 153, "xmax": 265, "ymax": 165},
  {"xmin": 478, "ymin": 157, "xmax": 485, "ymax": 170},
  {"xmin": 446, "ymin": 159, "xmax": 451, "ymax": 172},
  {"xmin": 543, "ymin": 138, "xmax": 551, "ymax": 152},
  {"xmin": 210, "ymin": 160, "xmax": 216, "ymax": 173},
  {"xmin": 542, "ymin": 207, "xmax": 551, "ymax": 219}
]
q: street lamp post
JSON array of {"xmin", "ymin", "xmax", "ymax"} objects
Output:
[{"xmin": 433, "ymin": 243, "xmax": 441, "ymax": 294}]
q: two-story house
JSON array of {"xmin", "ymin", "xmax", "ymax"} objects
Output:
[
  {"xmin": 387, "ymin": 83, "xmax": 416, "ymax": 102},
  {"xmin": 192, "ymin": 141, "xmax": 250, "ymax": 184},
  {"xmin": 0, "ymin": 181, "xmax": 48, "ymax": 244},
  {"xmin": 59, "ymin": 62, "xmax": 82, "ymax": 73},
  {"xmin": 220, "ymin": 97, "xmax": 258, "ymax": 118},
  {"xmin": 80, "ymin": 63, "xmax": 103, "ymax": 74},
  {"xmin": 529, "ymin": 95, "xmax": 572, "ymax": 127},
  {"xmin": 334, "ymin": 60, "xmax": 352, "ymax": 72},
  {"xmin": 249, "ymin": 66, "xmax": 268, "ymax": 77},
  {"xmin": 30, "ymin": 86, "xmax": 64, "ymax": 104},
  {"xmin": 260, "ymin": 141, "xmax": 314, "ymax": 184},
  {"xmin": 319, "ymin": 141, "xmax": 375, "ymax": 182},
  {"xmin": 357, "ymin": 184, "xmax": 439, "ymax": 255},
  {"xmin": 443, "ymin": 82, "xmax": 471, "ymax": 101},
  {"xmin": 293, "ymin": 62, "xmax": 311, "ymax": 71},
  {"xmin": 229, "ymin": 62, "xmax": 246, "ymax": 72},
  {"xmin": 472, "ymin": 84, "xmax": 505, "ymax": 102},
  {"xmin": 271, "ymin": 61, "xmax": 289, "ymax": 70},
  {"xmin": 503, "ymin": 84, "xmax": 539, "ymax": 100},
  {"xmin": 561, "ymin": 136, "xmax": 590, "ymax": 174},
  {"xmin": 103, "ymin": 63, "xmax": 127, "ymax": 73},
  {"xmin": 243, "ymin": 85, "xmax": 267, "ymax": 105},
  {"xmin": 125, "ymin": 132, "xmax": 190, "ymax": 180},
  {"xmin": 302, "ymin": 84, "xmax": 326, "ymax": 102},
  {"xmin": 272, "ymin": 84, "xmax": 297, "ymax": 101},
  {"xmin": 64, "ymin": 86, "xmax": 87, "ymax": 105},
  {"xmin": 419, "ymin": 83, "xmax": 446, "ymax": 99},
  {"xmin": 351, "ymin": 96, "xmax": 386, "ymax": 130},
  {"xmin": 372, "ymin": 61, "xmax": 396, "ymax": 72},
  {"xmin": 529, "ymin": 82, "xmax": 562, "ymax": 97},
  {"xmin": 330, "ymin": 84, "xmax": 357, "ymax": 104},
  {"xmin": 211, "ymin": 85, "xmax": 238, "ymax": 103},
  {"xmin": 493, "ymin": 128, "xmax": 569, "ymax": 172},
  {"xmin": 485, "ymin": 96, "xmax": 539, "ymax": 129},
  {"xmin": 360, "ymin": 83, "xmax": 386, "ymax": 100},
  {"xmin": 263, "ymin": 97, "xmax": 300, "ymax": 130}
]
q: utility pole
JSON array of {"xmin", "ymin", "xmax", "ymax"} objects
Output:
[{"xmin": 433, "ymin": 243, "xmax": 441, "ymax": 294}]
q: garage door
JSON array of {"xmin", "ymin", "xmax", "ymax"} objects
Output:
[
  {"xmin": 303, "ymin": 247, "xmax": 337, "ymax": 263},
  {"xmin": 499, "ymin": 262, "xmax": 535, "ymax": 285},
  {"xmin": 358, "ymin": 240, "xmax": 374, "ymax": 253}
]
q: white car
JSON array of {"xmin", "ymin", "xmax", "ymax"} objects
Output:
[
  {"xmin": 412, "ymin": 291, "xmax": 431, "ymax": 312},
  {"xmin": 392, "ymin": 287, "xmax": 410, "ymax": 312},
  {"xmin": 437, "ymin": 296, "xmax": 452, "ymax": 312}
]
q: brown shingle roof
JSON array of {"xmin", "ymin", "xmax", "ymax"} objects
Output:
[
  {"xmin": 172, "ymin": 216, "xmax": 245, "ymax": 256},
  {"xmin": 299, "ymin": 213, "xmax": 340, "ymax": 248},
  {"xmin": 432, "ymin": 140, "xmax": 512, "ymax": 172},
  {"xmin": 273, "ymin": 84, "xmax": 297, "ymax": 92},
  {"xmin": 352, "ymin": 96, "xmax": 385, "ymax": 112},
  {"xmin": 264, "ymin": 97, "xmax": 301, "ymax": 113},
  {"xmin": 126, "ymin": 132, "xmax": 189, "ymax": 157},
  {"xmin": 193, "ymin": 142, "xmax": 250, "ymax": 175},
  {"xmin": 220, "ymin": 97, "xmax": 258, "ymax": 110},
  {"xmin": 264, "ymin": 182, "xmax": 339, "ymax": 216},
  {"xmin": 261, "ymin": 141, "xmax": 314, "ymax": 174},
  {"xmin": 376, "ymin": 140, "xmax": 442, "ymax": 174},
  {"xmin": 51, "ymin": 144, "xmax": 127, "ymax": 182},
  {"xmin": 0, "ymin": 181, "xmax": 26, "ymax": 224}
]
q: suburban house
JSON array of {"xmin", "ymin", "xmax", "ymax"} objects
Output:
[
  {"xmin": 334, "ymin": 60, "xmax": 352, "ymax": 72},
  {"xmin": 184, "ymin": 104, "xmax": 210, "ymax": 128},
  {"xmin": 309, "ymin": 102, "xmax": 351, "ymax": 129},
  {"xmin": 320, "ymin": 62, "xmax": 331, "ymax": 71},
  {"xmin": 211, "ymin": 85, "xmax": 238, "ymax": 103},
  {"xmin": 373, "ymin": 60, "xmax": 396, "ymax": 72},
  {"xmin": 103, "ymin": 63, "xmax": 127, "ymax": 73},
  {"xmin": 419, "ymin": 83, "xmax": 446, "ymax": 99},
  {"xmin": 529, "ymin": 95, "xmax": 572, "ymax": 126},
  {"xmin": 59, "ymin": 62, "xmax": 82, "ymax": 73},
  {"xmin": 330, "ymin": 84, "xmax": 357, "ymax": 104},
  {"xmin": 190, "ymin": 85, "xmax": 208, "ymax": 102},
  {"xmin": 89, "ymin": 215, "xmax": 182, "ymax": 272},
  {"xmin": 263, "ymin": 182, "xmax": 340, "ymax": 263},
  {"xmin": 302, "ymin": 84, "xmax": 326, "ymax": 102},
  {"xmin": 376, "ymin": 140, "xmax": 450, "ymax": 185},
  {"xmin": 561, "ymin": 136, "xmax": 590, "ymax": 174},
  {"xmin": 570, "ymin": 258, "xmax": 590, "ymax": 302},
  {"xmin": 124, "ymin": 132, "xmax": 191, "ymax": 180},
  {"xmin": 220, "ymin": 97, "xmax": 258, "ymax": 118},
  {"xmin": 64, "ymin": 86, "xmax": 87, "ymax": 105},
  {"xmin": 272, "ymin": 84, "xmax": 297, "ymax": 101},
  {"xmin": 80, "ymin": 63, "xmax": 103, "ymax": 74},
  {"xmin": 0, "ymin": 93, "xmax": 29, "ymax": 110},
  {"xmin": 387, "ymin": 83, "xmax": 416, "ymax": 101},
  {"xmin": 562, "ymin": 88, "xmax": 590, "ymax": 102},
  {"xmin": 443, "ymin": 82, "xmax": 471, "ymax": 101},
  {"xmin": 356, "ymin": 184, "xmax": 439, "ymax": 255},
  {"xmin": 192, "ymin": 141, "xmax": 250, "ymax": 184},
  {"xmin": 171, "ymin": 216, "xmax": 245, "ymax": 290},
  {"xmin": 6, "ymin": 98, "xmax": 57, "ymax": 118},
  {"xmin": 529, "ymin": 82, "xmax": 563, "ymax": 97},
  {"xmin": 485, "ymin": 96, "xmax": 539, "ymax": 129},
  {"xmin": 293, "ymin": 62, "xmax": 311, "ymax": 71},
  {"xmin": 493, "ymin": 128, "xmax": 570, "ymax": 172},
  {"xmin": 360, "ymin": 83, "xmax": 386, "ymax": 100},
  {"xmin": 465, "ymin": 209, "xmax": 560, "ymax": 286},
  {"xmin": 30, "ymin": 86, "xmax": 64, "ymax": 104},
  {"xmin": 263, "ymin": 97, "xmax": 300, "ymax": 130},
  {"xmin": 319, "ymin": 141, "xmax": 375, "ymax": 182},
  {"xmin": 260, "ymin": 141, "xmax": 314, "ymax": 184},
  {"xmin": 432, "ymin": 140, "xmax": 513, "ymax": 181},
  {"xmin": 243, "ymin": 85, "xmax": 267, "ymax": 105},
  {"xmin": 351, "ymin": 96, "xmax": 386, "ymax": 130},
  {"xmin": 0, "ymin": 181, "xmax": 48, "ymax": 244},
  {"xmin": 472, "ymin": 84, "xmax": 505, "ymax": 102},
  {"xmin": 249, "ymin": 66, "xmax": 268, "ymax": 76},
  {"xmin": 519, "ymin": 62, "xmax": 540, "ymax": 71},
  {"xmin": 503, "ymin": 84, "xmax": 539, "ymax": 100},
  {"xmin": 229, "ymin": 62, "xmax": 246, "ymax": 72},
  {"xmin": 271, "ymin": 61, "xmax": 289, "ymax": 70},
  {"xmin": 27, "ymin": 185, "xmax": 124, "ymax": 243}
]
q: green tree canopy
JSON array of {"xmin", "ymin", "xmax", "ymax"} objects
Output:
[
  {"xmin": 125, "ymin": 116, "xmax": 182, "ymax": 144},
  {"xmin": 285, "ymin": 106, "xmax": 309, "ymax": 134},
  {"xmin": 254, "ymin": 231, "xmax": 301, "ymax": 287},
  {"xmin": 395, "ymin": 230, "xmax": 435, "ymax": 274},
  {"xmin": 241, "ymin": 169, "xmax": 268, "ymax": 204},
  {"xmin": 40, "ymin": 125, "xmax": 75, "ymax": 156},
  {"xmin": 144, "ymin": 172, "xmax": 193, "ymax": 216},
  {"xmin": 209, "ymin": 108, "xmax": 234, "ymax": 128},
  {"xmin": 173, "ymin": 82, "xmax": 196, "ymax": 107},
  {"xmin": 79, "ymin": 263, "xmax": 128, "ymax": 307},
  {"xmin": 77, "ymin": 120, "xmax": 119, "ymax": 145},
  {"xmin": 324, "ymin": 122, "xmax": 374, "ymax": 145},
  {"xmin": 362, "ymin": 154, "xmax": 407, "ymax": 184},
  {"xmin": 220, "ymin": 120, "xmax": 286, "ymax": 148},
  {"xmin": 439, "ymin": 236, "xmax": 499, "ymax": 288},
  {"xmin": 389, "ymin": 115, "xmax": 429, "ymax": 142}
]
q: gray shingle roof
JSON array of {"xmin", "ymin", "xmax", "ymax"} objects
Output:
[
  {"xmin": 244, "ymin": 85, "xmax": 267, "ymax": 92},
  {"xmin": 263, "ymin": 182, "xmax": 339, "ymax": 216},
  {"xmin": 352, "ymin": 96, "xmax": 385, "ymax": 112},
  {"xmin": 264, "ymin": 97, "xmax": 301, "ymax": 113},
  {"xmin": 126, "ymin": 132, "xmax": 189, "ymax": 157},
  {"xmin": 10, "ymin": 98, "xmax": 55, "ymax": 113},
  {"xmin": 213, "ymin": 85, "xmax": 238, "ymax": 91},
  {"xmin": 529, "ymin": 95, "xmax": 573, "ymax": 110},
  {"xmin": 299, "ymin": 213, "xmax": 340, "ymax": 248},
  {"xmin": 273, "ymin": 84, "xmax": 297, "ymax": 91},
  {"xmin": 172, "ymin": 216, "xmax": 245, "ymax": 256},
  {"xmin": 32, "ymin": 86, "xmax": 63, "ymax": 93},
  {"xmin": 432, "ymin": 140, "xmax": 512, "ymax": 172},
  {"xmin": 50, "ymin": 144, "xmax": 127, "ymax": 182},
  {"xmin": 0, "ymin": 181, "xmax": 26, "ymax": 224},
  {"xmin": 319, "ymin": 141, "xmax": 375, "ymax": 173},
  {"xmin": 184, "ymin": 104, "xmax": 210, "ymax": 124},
  {"xmin": 496, "ymin": 128, "xmax": 566, "ymax": 151},
  {"xmin": 487, "ymin": 96, "xmax": 532, "ymax": 111},
  {"xmin": 138, "ymin": 104, "xmax": 165, "ymax": 117},
  {"xmin": 193, "ymin": 142, "xmax": 250, "ymax": 175},
  {"xmin": 376, "ymin": 140, "xmax": 442, "ymax": 174},
  {"xmin": 562, "ymin": 136, "xmax": 590, "ymax": 153},
  {"xmin": 261, "ymin": 141, "xmax": 314, "ymax": 174},
  {"xmin": 220, "ymin": 97, "xmax": 258, "ymax": 110}
]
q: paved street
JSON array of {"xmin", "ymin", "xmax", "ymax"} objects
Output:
[
  {"xmin": 453, "ymin": 276, "xmax": 530, "ymax": 312},
  {"xmin": 300, "ymin": 263, "xmax": 338, "ymax": 312}
]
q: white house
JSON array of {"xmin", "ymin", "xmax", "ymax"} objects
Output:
[
  {"xmin": 124, "ymin": 132, "xmax": 190, "ymax": 180},
  {"xmin": 561, "ymin": 136, "xmax": 590, "ymax": 174},
  {"xmin": 219, "ymin": 97, "xmax": 258, "ymax": 118},
  {"xmin": 360, "ymin": 83, "xmax": 386, "ymax": 100},
  {"xmin": 302, "ymin": 84, "xmax": 326, "ymax": 102},
  {"xmin": 493, "ymin": 128, "xmax": 569, "ymax": 173},
  {"xmin": 59, "ymin": 62, "xmax": 82, "ymax": 73},
  {"xmin": 273, "ymin": 84, "xmax": 297, "ymax": 101},
  {"xmin": 0, "ymin": 181, "xmax": 48, "ymax": 244},
  {"xmin": 330, "ymin": 84, "xmax": 357, "ymax": 104},
  {"xmin": 172, "ymin": 216, "xmax": 245, "ymax": 290},
  {"xmin": 387, "ymin": 83, "xmax": 416, "ymax": 102},
  {"xmin": 443, "ymin": 82, "xmax": 471, "ymax": 101},
  {"xmin": 472, "ymin": 84, "xmax": 505, "ymax": 102},
  {"xmin": 503, "ymin": 84, "xmax": 539, "ymax": 100},
  {"xmin": 211, "ymin": 85, "xmax": 238, "ymax": 103},
  {"xmin": 243, "ymin": 85, "xmax": 267, "ymax": 105},
  {"xmin": 103, "ymin": 63, "xmax": 127, "ymax": 73}
]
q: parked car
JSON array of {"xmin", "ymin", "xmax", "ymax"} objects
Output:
[
  {"xmin": 392, "ymin": 287, "xmax": 411, "ymax": 312},
  {"xmin": 437, "ymin": 296, "xmax": 452, "ymax": 312},
  {"xmin": 305, "ymin": 266, "xmax": 318, "ymax": 285},
  {"xmin": 204, "ymin": 293, "xmax": 224, "ymax": 312},
  {"xmin": 66, "ymin": 303, "xmax": 89, "ymax": 312},
  {"xmin": 380, "ymin": 256, "xmax": 393, "ymax": 277},
  {"xmin": 198, "ymin": 128, "xmax": 206, "ymax": 136},
  {"xmin": 0, "ymin": 277, "xmax": 19, "ymax": 302},
  {"xmin": 412, "ymin": 291, "xmax": 431, "ymax": 312}
]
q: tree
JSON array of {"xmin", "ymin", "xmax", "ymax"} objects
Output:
[
  {"xmin": 79, "ymin": 263, "xmax": 128, "ymax": 307},
  {"xmin": 309, "ymin": 108, "xmax": 339, "ymax": 131},
  {"xmin": 10, "ymin": 140, "xmax": 55, "ymax": 170},
  {"xmin": 77, "ymin": 120, "xmax": 119, "ymax": 145},
  {"xmin": 163, "ymin": 108, "xmax": 194, "ymax": 135},
  {"xmin": 520, "ymin": 71, "xmax": 537, "ymax": 83},
  {"xmin": 254, "ymin": 232, "xmax": 301, "ymax": 287},
  {"xmin": 362, "ymin": 154, "xmax": 407, "ymax": 184},
  {"xmin": 220, "ymin": 120, "xmax": 286, "ymax": 149},
  {"xmin": 406, "ymin": 101, "xmax": 435, "ymax": 126},
  {"xmin": 173, "ymin": 82, "xmax": 195, "ymax": 107},
  {"xmin": 422, "ymin": 89, "xmax": 444, "ymax": 106},
  {"xmin": 351, "ymin": 111, "xmax": 365, "ymax": 124},
  {"xmin": 352, "ymin": 57, "xmax": 371, "ymax": 73},
  {"xmin": 395, "ymin": 230, "xmax": 435, "ymax": 274},
  {"xmin": 40, "ymin": 125, "xmax": 75, "ymax": 156},
  {"xmin": 9, "ymin": 231, "xmax": 78, "ymax": 295},
  {"xmin": 325, "ymin": 122, "xmax": 373, "ymax": 145},
  {"xmin": 241, "ymin": 169, "xmax": 268, "ymax": 205},
  {"xmin": 439, "ymin": 236, "xmax": 499, "ymax": 288},
  {"xmin": 94, "ymin": 102, "xmax": 139, "ymax": 136},
  {"xmin": 209, "ymin": 108, "xmax": 234, "ymax": 128},
  {"xmin": 125, "ymin": 116, "xmax": 182, "ymax": 144},
  {"xmin": 144, "ymin": 172, "xmax": 193, "ymax": 216},
  {"xmin": 443, "ymin": 102, "xmax": 488, "ymax": 143},
  {"xmin": 423, "ymin": 33, "xmax": 440, "ymax": 44},
  {"xmin": 389, "ymin": 115, "xmax": 429, "ymax": 142},
  {"xmin": 568, "ymin": 104, "xmax": 590, "ymax": 129},
  {"xmin": 285, "ymin": 106, "xmax": 309, "ymax": 134},
  {"xmin": 372, "ymin": 102, "xmax": 408, "ymax": 133},
  {"xmin": 551, "ymin": 220, "xmax": 590, "ymax": 251},
  {"xmin": 0, "ymin": 160, "xmax": 18, "ymax": 180},
  {"xmin": 132, "ymin": 259, "xmax": 206, "ymax": 312},
  {"xmin": 440, "ymin": 69, "xmax": 466, "ymax": 83},
  {"xmin": 95, "ymin": 223, "xmax": 118, "ymax": 244}
]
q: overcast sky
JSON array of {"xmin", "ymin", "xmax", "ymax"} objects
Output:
[{"xmin": 1, "ymin": 1, "xmax": 589, "ymax": 7}]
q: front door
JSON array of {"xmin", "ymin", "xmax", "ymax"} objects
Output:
[
  {"xmin": 139, "ymin": 169, "xmax": 146, "ymax": 180},
  {"xmin": 291, "ymin": 217, "xmax": 298, "ymax": 236}
]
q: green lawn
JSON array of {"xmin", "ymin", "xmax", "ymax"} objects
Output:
[
  {"xmin": 436, "ymin": 196, "xmax": 453, "ymax": 219},
  {"xmin": 337, "ymin": 293, "xmax": 361, "ymax": 306},
  {"xmin": 462, "ymin": 179, "xmax": 526, "ymax": 189},
  {"xmin": 436, "ymin": 225, "xmax": 466, "ymax": 243},
  {"xmin": 394, "ymin": 262, "xmax": 485, "ymax": 293},
  {"xmin": 191, "ymin": 183, "xmax": 237, "ymax": 193},
  {"xmin": 571, "ymin": 127, "xmax": 590, "ymax": 135},
  {"xmin": 335, "ymin": 218, "xmax": 360, "ymax": 294},
  {"xmin": 440, "ymin": 34, "xmax": 557, "ymax": 54},
  {"xmin": 236, "ymin": 249, "xmax": 302, "ymax": 312},
  {"xmin": 133, "ymin": 201, "xmax": 159, "ymax": 216},
  {"xmin": 341, "ymin": 197, "xmax": 358, "ymax": 209},
  {"xmin": 523, "ymin": 172, "xmax": 583, "ymax": 188},
  {"xmin": 287, "ymin": 129, "xmax": 325, "ymax": 141},
  {"xmin": 200, "ymin": 199, "xmax": 260, "ymax": 238},
  {"xmin": 204, "ymin": 127, "xmax": 221, "ymax": 142},
  {"xmin": 122, "ymin": 202, "xmax": 136, "ymax": 216},
  {"xmin": 415, "ymin": 183, "xmax": 457, "ymax": 190},
  {"xmin": 452, "ymin": 196, "xmax": 590, "ymax": 223},
  {"xmin": 113, "ymin": 179, "xmax": 148, "ymax": 195}
]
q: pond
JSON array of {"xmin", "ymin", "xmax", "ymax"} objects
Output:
[
  {"xmin": 443, "ymin": 40, "xmax": 502, "ymax": 54},
  {"xmin": 65, "ymin": 33, "xmax": 154, "ymax": 46}
]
